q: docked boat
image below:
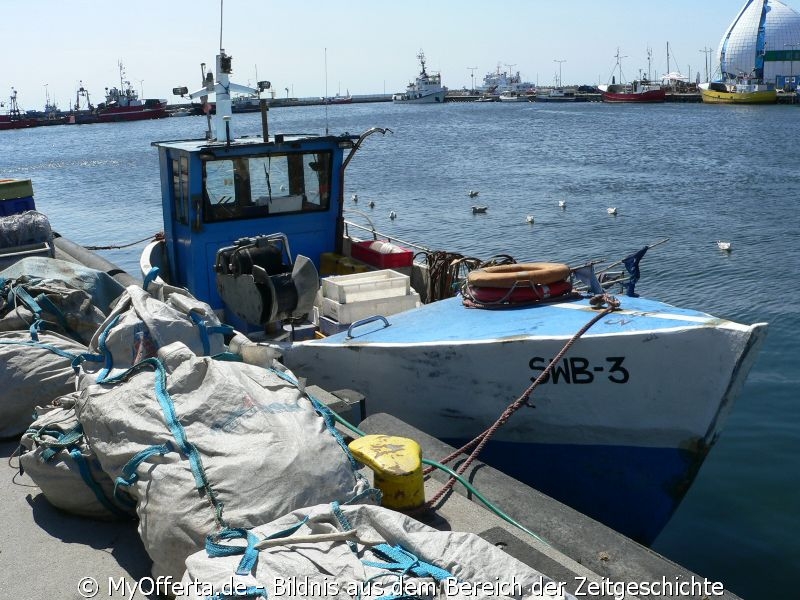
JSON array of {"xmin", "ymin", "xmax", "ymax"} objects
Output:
[
  {"xmin": 599, "ymin": 82, "xmax": 666, "ymax": 103},
  {"xmin": 325, "ymin": 91, "xmax": 353, "ymax": 104},
  {"xmin": 535, "ymin": 87, "xmax": 576, "ymax": 102},
  {"xmin": 599, "ymin": 49, "xmax": 666, "ymax": 103},
  {"xmin": 0, "ymin": 89, "xmax": 39, "ymax": 131},
  {"xmin": 71, "ymin": 63, "xmax": 168, "ymax": 124},
  {"xmin": 392, "ymin": 50, "xmax": 447, "ymax": 104},
  {"xmin": 137, "ymin": 48, "xmax": 767, "ymax": 544},
  {"xmin": 698, "ymin": 80, "xmax": 777, "ymax": 104},
  {"xmin": 498, "ymin": 90, "xmax": 533, "ymax": 102},
  {"xmin": 476, "ymin": 65, "xmax": 536, "ymax": 97}
]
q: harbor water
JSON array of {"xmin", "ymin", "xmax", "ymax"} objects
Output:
[{"xmin": 2, "ymin": 101, "xmax": 798, "ymax": 598}]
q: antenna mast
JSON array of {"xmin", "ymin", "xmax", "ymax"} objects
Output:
[
  {"xmin": 219, "ymin": 0, "xmax": 224, "ymax": 51},
  {"xmin": 324, "ymin": 47, "xmax": 329, "ymax": 135}
]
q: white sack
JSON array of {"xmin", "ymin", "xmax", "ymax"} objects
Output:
[
  {"xmin": 179, "ymin": 502, "xmax": 573, "ymax": 600},
  {"xmin": 76, "ymin": 342, "xmax": 372, "ymax": 581},
  {"xmin": 19, "ymin": 392, "xmax": 135, "ymax": 520}
]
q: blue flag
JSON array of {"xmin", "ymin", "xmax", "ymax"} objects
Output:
[{"xmin": 622, "ymin": 246, "xmax": 649, "ymax": 297}]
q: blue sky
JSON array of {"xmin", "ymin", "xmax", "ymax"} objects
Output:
[{"xmin": 1, "ymin": 0, "xmax": 761, "ymax": 109}]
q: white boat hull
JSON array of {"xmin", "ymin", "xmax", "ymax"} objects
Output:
[{"xmin": 392, "ymin": 91, "xmax": 446, "ymax": 104}]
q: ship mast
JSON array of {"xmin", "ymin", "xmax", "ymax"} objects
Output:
[{"xmin": 185, "ymin": 0, "xmax": 264, "ymax": 142}]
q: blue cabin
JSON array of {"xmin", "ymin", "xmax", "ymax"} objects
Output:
[
  {"xmin": 153, "ymin": 132, "xmax": 357, "ymax": 316},
  {"xmin": 144, "ymin": 51, "xmax": 393, "ymax": 332}
]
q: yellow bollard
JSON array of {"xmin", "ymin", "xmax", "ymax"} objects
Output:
[{"xmin": 348, "ymin": 434, "xmax": 425, "ymax": 511}]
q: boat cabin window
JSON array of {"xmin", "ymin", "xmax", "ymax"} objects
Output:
[
  {"xmin": 203, "ymin": 152, "xmax": 332, "ymax": 222},
  {"xmin": 172, "ymin": 156, "xmax": 190, "ymax": 225}
]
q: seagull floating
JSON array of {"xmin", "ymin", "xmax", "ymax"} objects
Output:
[
  {"xmin": 607, "ymin": 207, "xmax": 617, "ymax": 215},
  {"xmin": 526, "ymin": 215, "xmax": 535, "ymax": 223},
  {"xmin": 558, "ymin": 200, "xmax": 567, "ymax": 208},
  {"xmin": 351, "ymin": 193, "xmax": 358, "ymax": 203},
  {"xmin": 472, "ymin": 205, "xmax": 488, "ymax": 214},
  {"xmin": 468, "ymin": 190, "xmax": 480, "ymax": 198},
  {"xmin": 389, "ymin": 211, "xmax": 397, "ymax": 220},
  {"xmin": 717, "ymin": 240, "xmax": 732, "ymax": 251},
  {"xmin": 368, "ymin": 200, "xmax": 375, "ymax": 209}
]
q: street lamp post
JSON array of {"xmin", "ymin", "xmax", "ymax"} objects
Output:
[
  {"xmin": 467, "ymin": 66, "xmax": 477, "ymax": 93},
  {"xmin": 554, "ymin": 59, "xmax": 566, "ymax": 87},
  {"xmin": 785, "ymin": 43, "xmax": 799, "ymax": 90}
]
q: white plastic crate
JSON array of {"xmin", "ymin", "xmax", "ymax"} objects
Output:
[
  {"xmin": 320, "ymin": 291, "xmax": 420, "ymax": 324},
  {"xmin": 321, "ymin": 269, "xmax": 410, "ymax": 304}
]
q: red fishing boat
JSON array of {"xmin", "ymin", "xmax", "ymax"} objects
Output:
[
  {"xmin": 598, "ymin": 48, "xmax": 666, "ymax": 103},
  {"xmin": 72, "ymin": 62, "xmax": 168, "ymax": 124},
  {"xmin": 0, "ymin": 89, "xmax": 39, "ymax": 131}
]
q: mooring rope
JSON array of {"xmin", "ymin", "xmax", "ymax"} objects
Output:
[
  {"xmin": 422, "ymin": 293, "xmax": 621, "ymax": 510},
  {"xmin": 84, "ymin": 231, "xmax": 164, "ymax": 251}
]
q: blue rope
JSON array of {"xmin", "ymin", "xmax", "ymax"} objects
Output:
[
  {"xmin": 189, "ymin": 311, "xmax": 234, "ymax": 355},
  {"xmin": 70, "ymin": 449, "xmax": 133, "ymax": 519},
  {"xmin": 0, "ymin": 338, "xmax": 80, "ymax": 362},
  {"xmin": 142, "ymin": 267, "xmax": 159, "ymax": 291},
  {"xmin": 94, "ymin": 314, "xmax": 121, "ymax": 382},
  {"xmin": 114, "ymin": 441, "xmax": 174, "ymax": 498},
  {"xmin": 362, "ymin": 544, "xmax": 454, "ymax": 582},
  {"xmin": 331, "ymin": 500, "xmax": 359, "ymax": 553},
  {"xmin": 206, "ymin": 517, "xmax": 309, "ymax": 576},
  {"xmin": 206, "ymin": 586, "xmax": 267, "ymax": 600}
]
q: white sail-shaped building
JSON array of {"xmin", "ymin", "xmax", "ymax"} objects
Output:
[{"xmin": 717, "ymin": 0, "xmax": 800, "ymax": 88}]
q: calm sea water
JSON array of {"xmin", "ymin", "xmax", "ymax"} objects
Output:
[{"xmin": 2, "ymin": 101, "xmax": 798, "ymax": 598}]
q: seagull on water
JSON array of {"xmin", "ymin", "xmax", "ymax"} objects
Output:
[
  {"xmin": 717, "ymin": 240, "xmax": 732, "ymax": 251},
  {"xmin": 468, "ymin": 190, "xmax": 480, "ymax": 198},
  {"xmin": 607, "ymin": 207, "xmax": 617, "ymax": 215},
  {"xmin": 526, "ymin": 215, "xmax": 535, "ymax": 223},
  {"xmin": 368, "ymin": 200, "xmax": 375, "ymax": 208},
  {"xmin": 558, "ymin": 200, "xmax": 567, "ymax": 208},
  {"xmin": 352, "ymin": 193, "xmax": 358, "ymax": 203},
  {"xmin": 389, "ymin": 211, "xmax": 397, "ymax": 220}
]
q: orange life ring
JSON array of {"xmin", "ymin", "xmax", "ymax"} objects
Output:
[
  {"xmin": 467, "ymin": 262, "xmax": 570, "ymax": 288},
  {"xmin": 467, "ymin": 279, "xmax": 573, "ymax": 304}
]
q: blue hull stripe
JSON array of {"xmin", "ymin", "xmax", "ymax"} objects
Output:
[{"xmin": 441, "ymin": 437, "xmax": 700, "ymax": 545}]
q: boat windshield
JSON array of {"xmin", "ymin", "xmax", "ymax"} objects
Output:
[{"xmin": 203, "ymin": 151, "xmax": 332, "ymax": 222}]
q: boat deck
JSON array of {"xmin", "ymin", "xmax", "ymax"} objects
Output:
[{"xmin": 309, "ymin": 295, "xmax": 745, "ymax": 345}]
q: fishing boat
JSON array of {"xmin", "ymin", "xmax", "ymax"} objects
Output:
[
  {"xmin": 138, "ymin": 48, "xmax": 766, "ymax": 545},
  {"xmin": 698, "ymin": 79, "xmax": 777, "ymax": 104},
  {"xmin": 477, "ymin": 65, "xmax": 536, "ymax": 98},
  {"xmin": 0, "ymin": 89, "xmax": 39, "ymax": 131},
  {"xmin": 535, "ymin": 87, "xmax": 576, "ymax": 102},
  {"xmin": 392, "ymin": 50, "xmax": 447, "ymax": 104},
  {"xmin": 325, "ymin": 92, "xmax": 353, "ymax": 104},
  {"xmin": 71, "ymin": 63, "xmax": 168, "ymax": 124},
  {"xmin": 498, "ymin": 91, "xmax": 533, "ymax": 102},
  {"xmin": 598, "ymin": 48, "xmax": 666, "ymax": 103}
]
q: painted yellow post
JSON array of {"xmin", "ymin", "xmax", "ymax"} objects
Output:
[{"xmin": 348, "ymin": 434, "xmax": 425, "ymax": 510}]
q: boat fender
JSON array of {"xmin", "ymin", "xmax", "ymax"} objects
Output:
[
  {"xmin": 348, "ymin": 434, "xmax": 424, "ymax": 511},
  {"xmin": 467, "ymin": 262, "xmax": 570, "ymax": 288}
]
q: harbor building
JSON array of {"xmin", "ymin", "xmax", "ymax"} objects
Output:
[{"xmin": 717, "ymin": 0, "xmax": 800, "ymax": 89}]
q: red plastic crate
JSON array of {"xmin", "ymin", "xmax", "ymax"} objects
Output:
[{"xmin": 350, "ymin": 240, "xmax": 413, "ymax": 269}]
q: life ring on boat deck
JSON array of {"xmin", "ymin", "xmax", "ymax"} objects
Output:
[
  {"xmin": 467, "ymin": 279, "xmax": 573, "ymax": 304},
  {"xmin": 467, "ymin": 262, "xmax": 570, "ymax": 288}
]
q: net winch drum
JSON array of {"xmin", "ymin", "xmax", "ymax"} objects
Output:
[{"xmin": 214, "ymin": 233, "xmax": 318, "ymax": 325}]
